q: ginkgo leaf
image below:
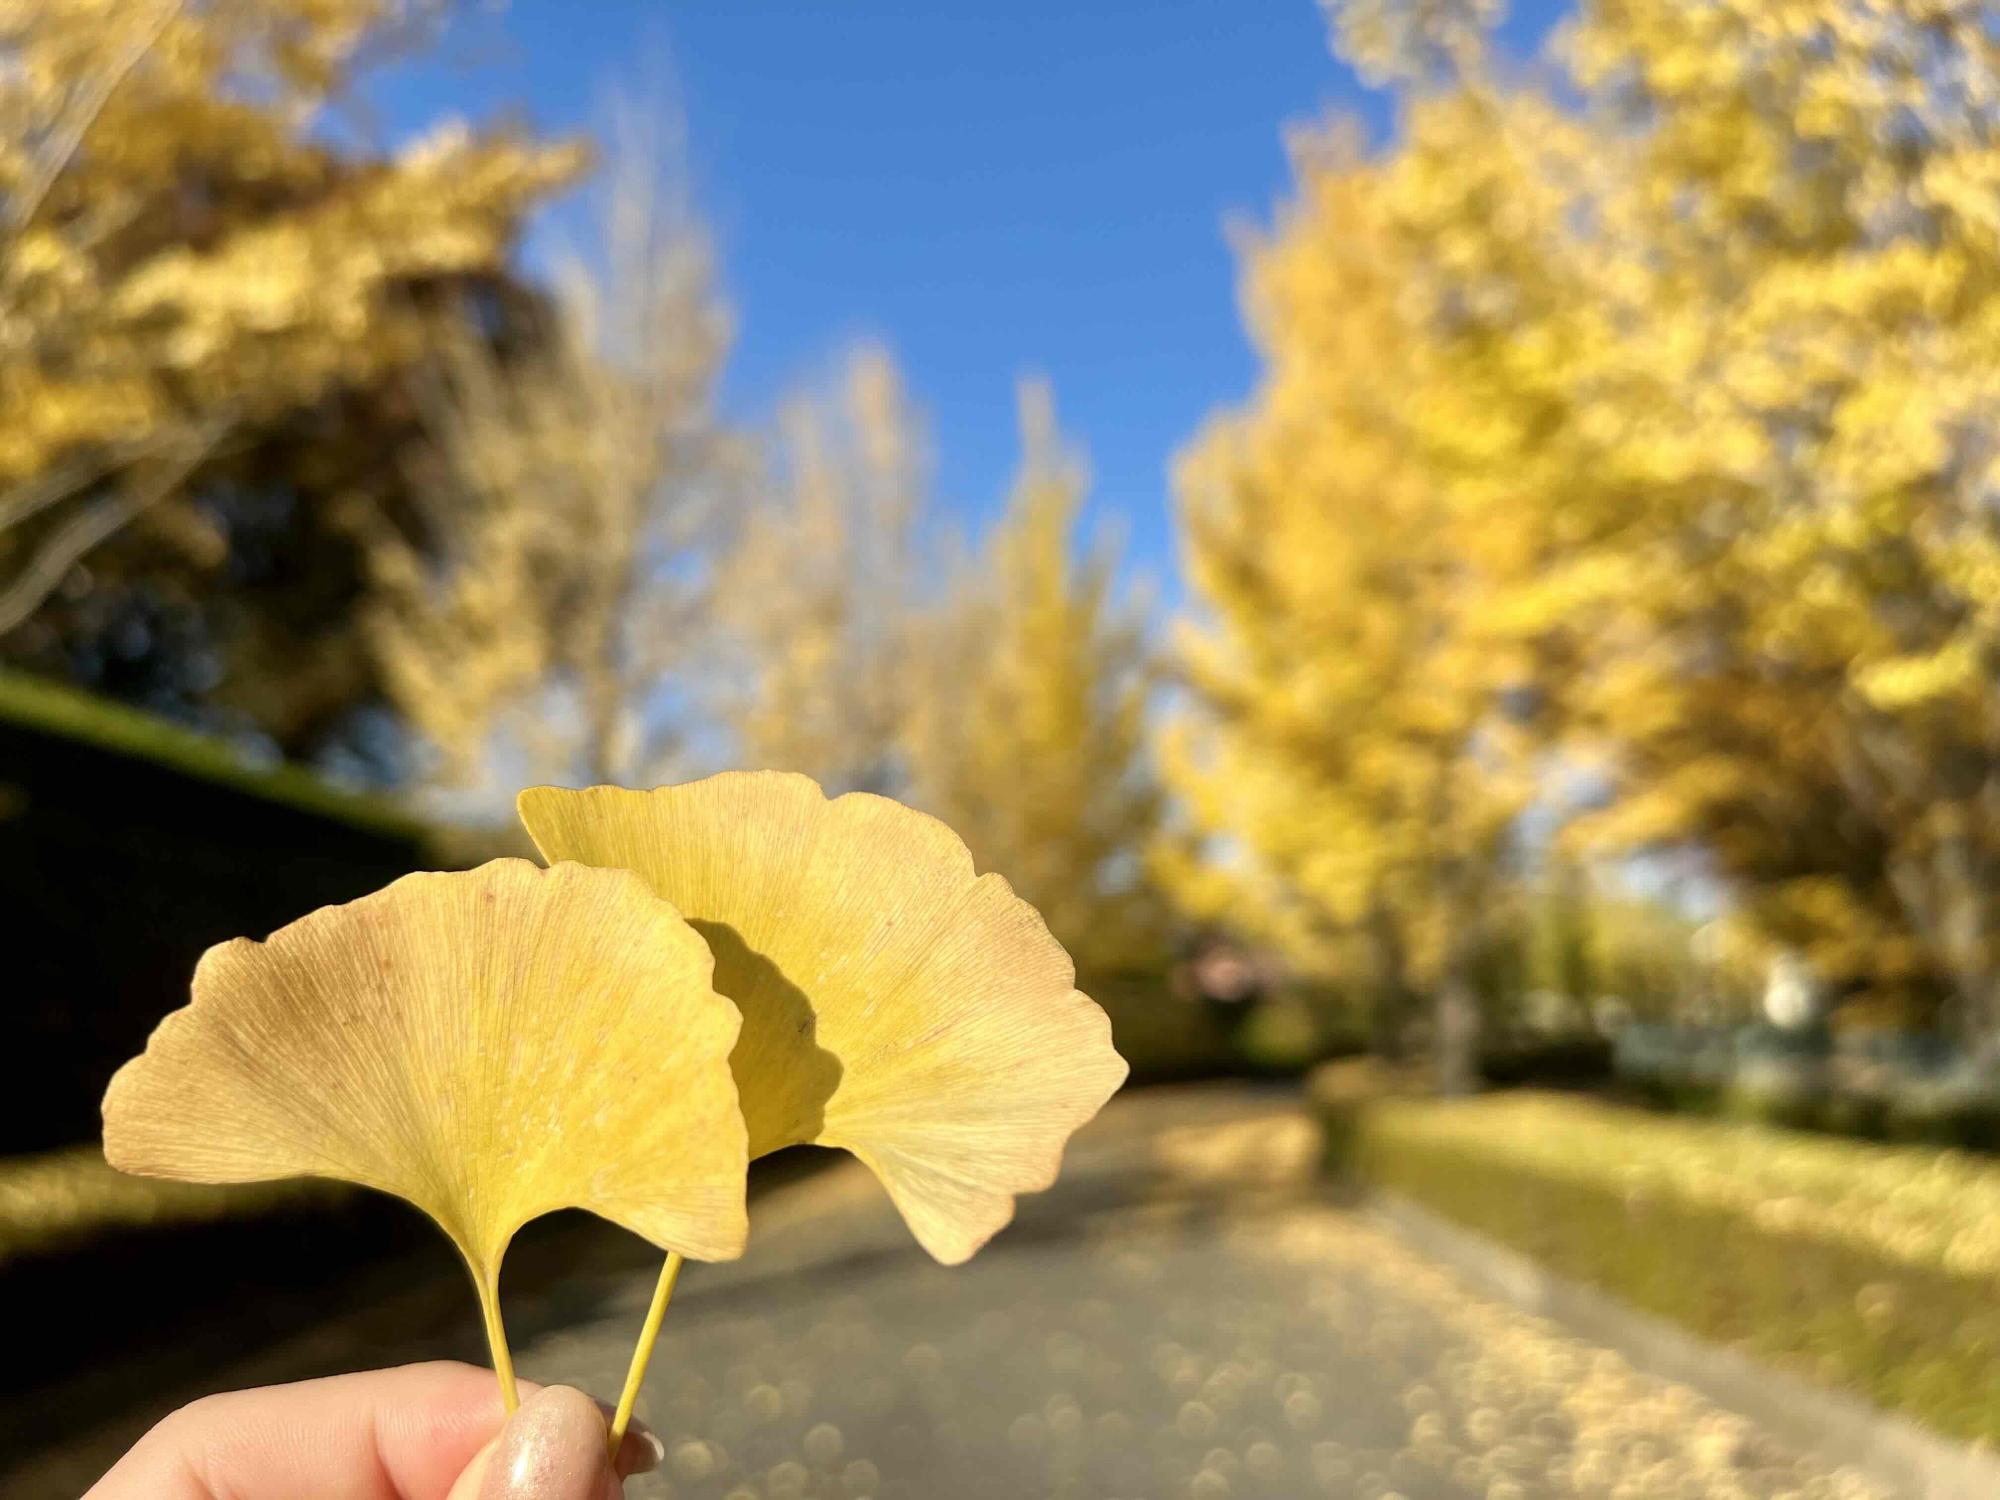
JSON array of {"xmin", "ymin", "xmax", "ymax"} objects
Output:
[
  {"xmin": 517, "ymin": 771, "xmax": 1129, "ymax": 1265},
  {"xmin": 102, "ymin": 858, "xmax": 750, "ymax": 1292}
]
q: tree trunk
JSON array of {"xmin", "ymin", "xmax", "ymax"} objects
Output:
[
  {"xmin": 1365, "ymin": 904, "xmax": 1414, "ymax": 1062},
  {"xmin": 1433, "ymin": 972, "xmax": 1483, "ymax": 1096}
]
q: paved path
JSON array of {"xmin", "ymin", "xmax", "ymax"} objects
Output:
[
  {"xmin": 25, "ymin": 1085, "xmax": 1893, "ymax": 1499},
  {"xmin": 522, "ymin": 1087, "xmax": 1889, "ymax": 1500}
]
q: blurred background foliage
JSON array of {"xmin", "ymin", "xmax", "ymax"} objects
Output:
[
  {"xmin": 14, "ymin": 0, "xmax": 2000, "ymax": 1263},
  {"xmin": 1165, "ymin": 0, "xmax": 2000, "ymax": 1094},
  {"xmin": 0, "ymin": 0, "xmax": 578, "ymax": 769}
]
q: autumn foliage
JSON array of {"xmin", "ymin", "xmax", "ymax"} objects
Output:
[
  {"xmin": 0, "ymin": 0, "xmax": 577, "ymax": 757},
  {"xmin": 15, "ymin": 0, "xmax": 2000, "ymax": 1072},
  {"xmin": 1164, "ymin": 0, "xmax": 2000, "ymax": 1070}
]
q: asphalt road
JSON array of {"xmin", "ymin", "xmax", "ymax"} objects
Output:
[
  {"xmin": 526, "ymin": 1089, "xmax": 1890, "ymax": 1500},
  {"xmin": 23, "ymin": 1086, "xmax": 1892, "ymax": 1499}
]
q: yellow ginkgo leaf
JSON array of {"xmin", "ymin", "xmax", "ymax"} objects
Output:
[
  {"xmin": 518, "ymin": 771, "xmax": 1129, "ymax": 1265},
  {"xmin": 101, "ymin": 858, "xmax": 749, "ymax": 1403}
]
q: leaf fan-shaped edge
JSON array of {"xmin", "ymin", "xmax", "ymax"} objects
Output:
[
  {"xmin": 517, "ymin": 772, "xmax": 1130, "ymax": 1265},
  {"xmin": 101, "ymin": 859, "xmax": 752, "ymax": 1276}
]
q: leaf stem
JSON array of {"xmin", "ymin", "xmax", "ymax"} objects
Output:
[
  {"xmin": 608, "ymin": 1250, "xmax": 683, "ymax": 1456},
  {"xmin": 476, "ymin": 1265, "xmax": 520, "ymax": 1412}
]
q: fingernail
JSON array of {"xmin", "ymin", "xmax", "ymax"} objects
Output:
[
  {"xmin": 479, "ymin": 1387, "xmax": 615, "ymax": 1500},
  {"xmin": 591, "ymin": 1403, "xmax": 663, "ymax": 1478},
  {"xmin": 627, "ymin": 1425, "xmax": 666, "ymax": 1475}
]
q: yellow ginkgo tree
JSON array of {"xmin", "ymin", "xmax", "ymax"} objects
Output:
[
  {"xmin": 1162, "ymin": 137, "xmax": 1533, "ymax": 1089},
  {"xmin": 717, "ymin": 346, "xmax": 930, "ymax": 796},
  {"xmin": 901, "ymin": 380, "xmax": 1166, "ymax": 979},
  {"xmin": 1, "ymin": 0, "xmax": 578, "ymax": 751},
  {"xmin": 1323, "ymin": 0, "xmax": 2000, "ymax": 1035}
]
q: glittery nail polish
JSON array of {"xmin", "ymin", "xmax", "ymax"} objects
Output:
[{"xmin": 480, "ymin": 1387, "xmax": 615, "ymax": 1500}]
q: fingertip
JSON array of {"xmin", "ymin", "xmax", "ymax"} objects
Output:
[{"xmin": 473, "ymin": 1385, "xmax": 618, "ymax": 1500}]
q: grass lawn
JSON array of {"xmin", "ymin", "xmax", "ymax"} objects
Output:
[{"xmin": 1318, "ymin": 1078, "xmax": 2000, "ymax": 1445}]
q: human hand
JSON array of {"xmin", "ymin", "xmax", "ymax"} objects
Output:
[{"xmin": 84, "ymin": 1361, "xmax": 664, "ymax": 1500}]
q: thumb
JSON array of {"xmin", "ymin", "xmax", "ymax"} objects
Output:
[{"xmin": 446, "ymin": 1387, "xmax": 623, "ymax": 1500}]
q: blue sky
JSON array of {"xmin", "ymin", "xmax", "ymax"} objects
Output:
[{"xmin": 367, "ymin": 1, "xmax": 1568, "ymax": 598}]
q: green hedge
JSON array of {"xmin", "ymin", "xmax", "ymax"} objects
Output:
[
  {"xmin": 0, "ymin": 669, "xmax": 421, "ymax": 839},
  {"xmin": 1316, "ymin": 1078, "xmax": 2000, "ymax": 1445}
]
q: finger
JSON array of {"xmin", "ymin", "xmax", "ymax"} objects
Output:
[
  {"xmin": 443, "ymin": 1401, "xmax": 662, "ymax": 1500},
  {"xmin": 443, "ymin": 1387, "xmax": 624, "ymax": 1500},
  {"xmin": 85, "ymin": 1361, "xmax": 543, "ymax": 1500}
]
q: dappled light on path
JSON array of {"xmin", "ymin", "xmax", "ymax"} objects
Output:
[{"xmin": 520, "ymin": 1094, "xmax": 1888, "ymax": 1500}]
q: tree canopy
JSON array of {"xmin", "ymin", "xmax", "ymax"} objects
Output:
[{"xmin": 0, "ymin": 0, "xmax": 576, "ymax": 767}]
